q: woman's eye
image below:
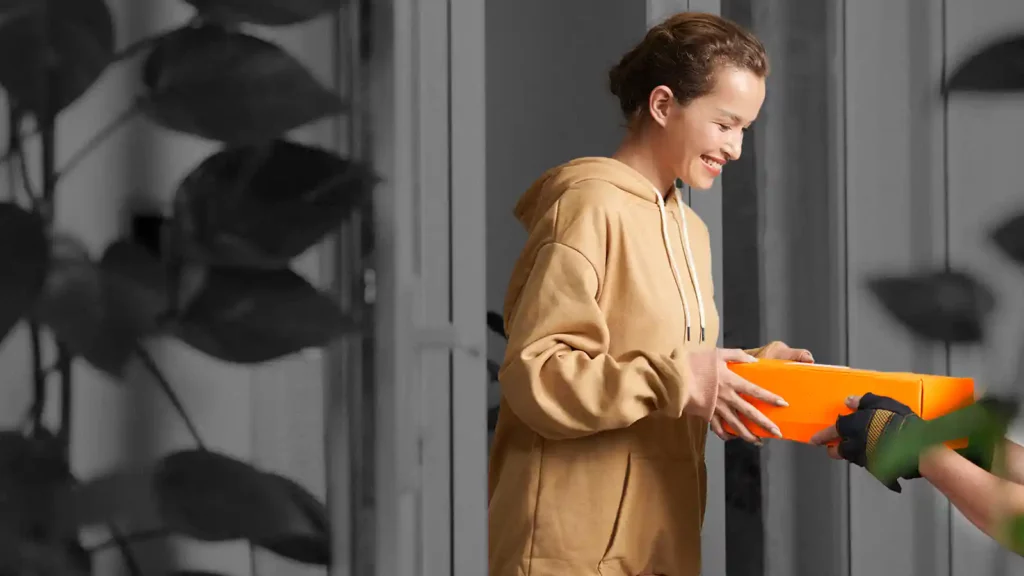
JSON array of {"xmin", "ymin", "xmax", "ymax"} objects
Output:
[{"xmin": 717, "ymin": 123, "xmax": 731, "ymax": 132}]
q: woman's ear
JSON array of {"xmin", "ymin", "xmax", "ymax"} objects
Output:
[{"xmin": 647, "ymin": 85, "xmax": 675, "ymax": 128}]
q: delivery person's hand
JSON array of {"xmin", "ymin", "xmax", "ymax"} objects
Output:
[
  {"xmin": 710, "ymin": 341, "xmax": 813, "ymax": 442},
  {"xmin": 710, "ymin": 348, "xmax": 789, "ymax": 446},
  {"xmin": 809, "ymin": 393, "xmax": 922, "ymax": 493}
]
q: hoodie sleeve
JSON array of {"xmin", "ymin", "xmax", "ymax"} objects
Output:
[{"xmin": 499, "ymin": 241, "xmax": 720, "ymax": 441}]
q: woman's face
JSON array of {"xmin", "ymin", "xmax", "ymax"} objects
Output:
[{"xmin": 648, "ymin": 66, "xmax": 766, "ymax": 190}]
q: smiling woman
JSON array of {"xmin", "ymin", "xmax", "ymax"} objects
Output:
[{"xmin": 488, "ymin": 11, "xmax": 812, "ymax": 576}]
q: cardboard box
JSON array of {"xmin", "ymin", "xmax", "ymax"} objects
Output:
[{"xmin": 722, "ymin": 359, "xmax": 976, "ymax": 446}]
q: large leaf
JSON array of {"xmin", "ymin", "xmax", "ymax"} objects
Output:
[
  {"xmin": 255, "ymin": 474, "xmax": 330, "ymax": 565},
  {"xmin": 172, "ymin": 140, "xmax": 376, "ymax": 269},
  {"xmin": 100, "ymin": 239, "xmax": 170, "ymax": 334},
  {"xmin": 153, "ymin": 449, "xmax": 328, "ymax": 562},
  {"xmin": 0, "ymin": 429, "xmax": 76, "ymax": 572},
  {"xmin": 183, "ymin": 0, "xmax": 342, "ymax": 26},
  {"xmin": 0, "ymin": 0, "xmax": 115, "ymax": 115},
  {"xmin": 15, "ymin": 539, "xmax": 90, "ymax": 576},
  {"xmin": 872, "ymin": 397, "xmax": 1018, "ymax": 482},
  {"xmin": 36, "ymin": 237, "xmax": 166, "ymax": 377},
  {"xmin": 0, "ymin": 203, "xmax": 48, "ymax": 345},
  {"xmin": 173, "ymin": 266, "xmax": 350, "ymax": 363},
  {"xmin": 945, "ymin": 34, "xmax": 1024, "ymax": 94},
  {"xmin": 141, "ymin": 25, "xmax": 343, "ymax": 143},
  {"xmin": 867, "ymin": 270, "xmax": 995, "ymax": 343},
  {"xmin": 991, "ymin": 210, "xmax": 1024, "ymax": 267}
]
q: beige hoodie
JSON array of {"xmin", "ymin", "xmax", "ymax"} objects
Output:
[{"xmin": 489, "ymin": 157, "xmax": 727, "ymax": 576}]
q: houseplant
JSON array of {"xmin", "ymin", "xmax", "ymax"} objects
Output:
[
  {"xmin": 867, "ymin": 32, "xmax": 1024, "ymax": 552},
  {"xmin": 0, "ymin": 0, "xmax": 374, "ymax": 574}
]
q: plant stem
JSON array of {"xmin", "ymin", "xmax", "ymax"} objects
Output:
[
  {"xmin": 136, "ymin": 346, "xmax": 207, "ymax": 450},
  {"xmin": 56, "ymin": 345, "xmax": 72, "ymax": 460},
  {"xmin": 29, "ymin": 321, "xmax": 46, "ymax": 431},
  {"xmin": 105, "ymin": 525, "xmax": 145, "ymax": 576}
]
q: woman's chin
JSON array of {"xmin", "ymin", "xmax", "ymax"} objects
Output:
[{"xmin": 681, "ymin": 174, "xmax": 716, "ymax": 191}]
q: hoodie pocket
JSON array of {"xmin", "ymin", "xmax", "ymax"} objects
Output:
[
  {"xmin": 601, "ymin": 453, "xmax": 632, "ymax": 559},
  {"xmin": 598, "ymin": 455, "xmax": 703, "ymax": 576},
  {"xmin": 529, "ymin": 444, "xmax": 632, "ymax": 571}
]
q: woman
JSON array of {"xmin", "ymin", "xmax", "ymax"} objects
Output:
[
  {"xmin": 811, "ymin": 394, "xmax": 1024, "ymax": 554},
  {"xmin": 488, "ymin": 12, "xmax": 813, "ymax": 576}
]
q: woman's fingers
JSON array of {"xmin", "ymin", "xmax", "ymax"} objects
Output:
[
  {"xmin": 728, "ymin": 372, "xmax": 788, "ymax": 407},
  {"xmin": 728, "ymin": 395, "xmax": 783, "ymax": 438},
  {"xmin": 710, "ymin": 415, "xmax": 736, "ymax": 441},
  {"xmin": 710, "ymin": 415, "xmax": 728, "ymax": 440},
  {"xmin": 716, "ymin": 405, "xmax": 760, "ymax": 445}
]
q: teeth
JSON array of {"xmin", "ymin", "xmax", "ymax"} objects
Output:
[{"xmin": 702, "ymin": 156, "xmax": 721, "ymax": 169}]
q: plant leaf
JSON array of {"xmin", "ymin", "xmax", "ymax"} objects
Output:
[
  {"xmin": 36, "ymin": 237, "xmax": 166, "ymax": 377},
  {"xmin": 1009, "ymin": 514, "xmax": 1024, "ymax": 555},
  {"xmin": 487, "ymin": 311, "xmax": 506, "ymax": 339},
  {"xmin": 141, "ymin": 25, "xmax": 343, "ymax": 143},
  {"xmin": 0, "ymin": 203, "xmax": 48, "ymax": 345},
  {"xmin": 153, "ymin": 449, "xmax": 327, "ymax": 548},
  {"xmin": 254, "ymin": 474, "xmax": 330, "ymax": 565},
  {"xmin": 17, "ymin": 539, "xmax": 91, "ymax": 576},
  {"xmin": 0, "ymin": 0, "xmax": 115, "ymax": 115},
  {"xmin": 945, "ymin": 34, "xmax": 1024, "ymax": 94},
  {"xmin": 99, "ymin": 239, "xmax": 170, "ymax": 335},
  {"xmin": 872, "ymin": 397, "xmax": 1018, "ymax": 482},
  {"xmin": 867, "ymin": 270, "xmax": 995, "ymax": 343},
  {"xmin": 0, "ymin": 429, "xmax": 75, "ymax": 559},
  {"xmin": 991, "ymin": 210, "xmax": 1024, "ymax": 267},
  {"xmin": 172, "ymin": 140, "xmax": 376, "ymax": 268},
  {"xmin": 182, "ymin": 0, "xmax": 343, "ymax": 26},
  {"xmin": 173, "ymin": 267, "xmax": 351, "ymax": 363}
]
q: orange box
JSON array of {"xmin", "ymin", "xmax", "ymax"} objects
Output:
[{"xmin": 722, "ymin": 359, "xmax": 976, "ymax": 447}]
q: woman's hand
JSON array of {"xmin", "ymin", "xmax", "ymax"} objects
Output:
[
  {"xmin": 710, "ymin": 342, "xmax": 813, "ymax": 443},
  {"xmin": 709, "ymin": 348, "xmax": 789, "ymax": 445},
  {"xmin": 752, "ymin": 340, "xmax": 814, "ymax": 364}
]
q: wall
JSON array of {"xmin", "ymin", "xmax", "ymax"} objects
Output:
[
  {"xmin": 485, "ymin": 0, "xmax": 642, "ymax": 324},
  {"xmin": 0, "ymin": 2, "xmax": 342, "ymax": 575}
]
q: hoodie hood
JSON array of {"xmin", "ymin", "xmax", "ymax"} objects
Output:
[
  {"xmin": 513, "ymin": 157, "xmax": 669, "ymax": 232},
  {"xmin": 509, "ymin": 156, "xmax": 708, "ymax": 344}
]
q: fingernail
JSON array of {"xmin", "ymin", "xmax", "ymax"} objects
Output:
[
  {"xmin": 776, "ymin": 399, "xmax": 789, "ymax": 407},
  {"xmin": 745, "ymin": 354, "xmax": 759, "ymax": 362},
  {"xmin": 772, "ymin": 426, "xmax": 782, "ymax": 437}
]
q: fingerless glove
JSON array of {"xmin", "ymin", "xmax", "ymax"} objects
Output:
[{"xmin": 834, "ymin": 393, "xmax": 921, "ymax": 493}]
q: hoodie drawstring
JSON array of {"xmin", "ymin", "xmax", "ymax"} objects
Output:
[{"xmin": 654, "ymin": 179, "xmax": 706, "ymax": 343}]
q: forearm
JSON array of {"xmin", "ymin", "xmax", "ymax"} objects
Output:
[
  {"xmin": 1002, "ymin": 440, "xmax": 1024, "ymax": 484},
  {"xmin": 920, "ymin": 446, "xmax": 1024, "ymax": 548},
  {"xmin": 500, "ymin": 345, "xmax": 719, "ymax": 440}
]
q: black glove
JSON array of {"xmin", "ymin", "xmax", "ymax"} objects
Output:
[{"xmin": 834, "ymin": 393, "xmax": 921, "ymax": 493}]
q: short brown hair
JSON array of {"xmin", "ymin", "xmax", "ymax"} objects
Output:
[{"xmin": 608, "ymin": 12, "xmax": 769, "ymax": 119}]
